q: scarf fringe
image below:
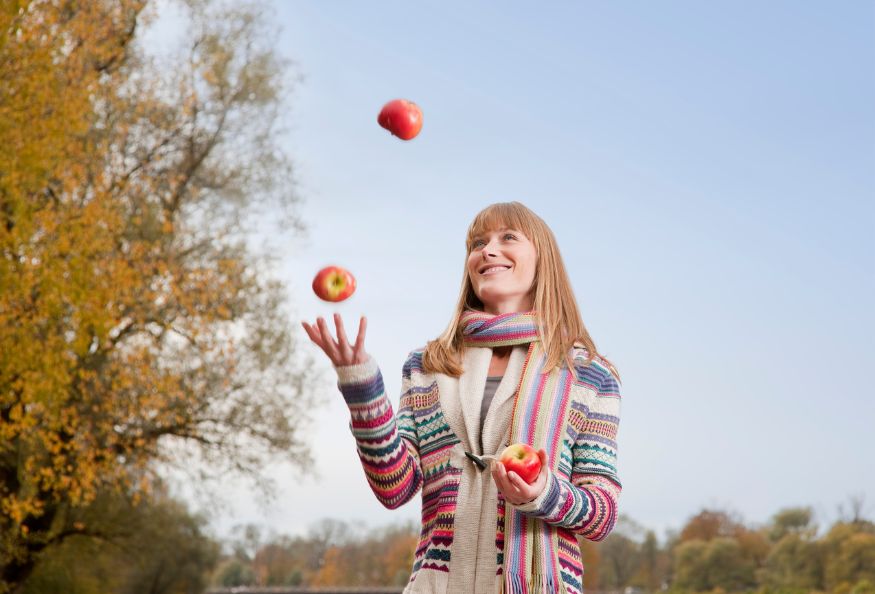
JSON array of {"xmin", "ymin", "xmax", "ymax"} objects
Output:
[{"xmin": 503, "ymin": 572, "xmax": 559, "ymax": 594}]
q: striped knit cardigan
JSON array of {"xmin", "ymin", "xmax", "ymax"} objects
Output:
[{"xmin": 335, "ymin": 344, "xmax": 622, "ymax": 594}]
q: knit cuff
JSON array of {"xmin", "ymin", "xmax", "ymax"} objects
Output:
[
  {"xmin": 514, "ymin": 470, "xmax": 558, "ymax": 515},
  {"xmin": 335, "ymin": 356, "xmax": 379, "ymax": 385}
]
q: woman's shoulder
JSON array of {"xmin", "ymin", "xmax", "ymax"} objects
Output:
[
  {"xmin": 401, "ymin": 346, "xmax": 429, "ymax": 378},
  {"xmin": 570, "ymin": 343, "xmax": 621, "ymax": 393}
]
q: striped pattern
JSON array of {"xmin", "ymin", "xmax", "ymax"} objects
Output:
[
  {"xmin": 335, "ymin": 311, "xmax": 621, "ymax": 593},
  {"xmin": 499, "ymin": 340, "xmax": 573, "ymax": 592},
  {"xmin": 339, "ymin": 351, "xmax": 462, "ymax": 581},
  {"xmin": 460, "ymin": 310, "xmax": 540, "ymax": 346}
]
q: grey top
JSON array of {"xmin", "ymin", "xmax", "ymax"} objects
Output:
[{"xmin": 480, "ymin": 376, "xmax": 503, "ymax": 445}]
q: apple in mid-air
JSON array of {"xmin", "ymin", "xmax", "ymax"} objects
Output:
[
  {"xmin": 499, "ymin": 443, "xmax": 542, "ymax": 484},
  {"xmin": 377, "ymin": 99, "xmax": 423, "ymax": 140},
  {"xmin": 312, "ymin": 266, "xmax": 356, "ymax": 302}
]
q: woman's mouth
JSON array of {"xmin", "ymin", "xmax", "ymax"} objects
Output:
[{"xmin": 480, "ymin": 265, "xmax": 511, "ymax": 276}]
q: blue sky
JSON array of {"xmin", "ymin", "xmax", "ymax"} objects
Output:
[{"xmin": 153, "ymin": 1, "xmax": 875, "ymax": 540}]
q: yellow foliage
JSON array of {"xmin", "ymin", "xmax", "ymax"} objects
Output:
[{"xmin": 1, "ymin": 0, "xmax": 309, "ymax": 588}]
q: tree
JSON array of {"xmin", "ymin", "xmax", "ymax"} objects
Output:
[
  {"xmin": 598, "ymin": 532, "xmax": 641, "ymax": 589},
  {"xmin": 678, "ymin": 509, "xmax": 746, "ymax": 543},
  {"xmin": 838, "ymin": 493, "xmax": 871, "ymax": 525},
  {"xmin": 19, "ymin": 488, "xmax": 219, "ymax": 594},
  {"xmin": 597, "ymin": 515, "xmax": 646, "ymax": 589},
  {"xmin": 673, "ymin": 537, "xmax": 756, "ymax": 592},
  {"xmin": 823, "ymin": 521, "xmax": 875, "ymax": 592},
  {"xmin": 0, "ymin": 0, "xmax": 315, "ymax": 589},
  {"xmin": 309, "ymin": 521, "xmax": 418, "ymax": 587},
  {"xmin": 759, "ymin": 532, "xmax": 825, "ymax": 591},
  {"xmin": 672, "ymin": 539, "xmax": 709, "ymax": 592},
  {"xmin": 768, "ymin": 506, "xmax": 817, "ymax": 542},
  {"xmin": 634, "ymin": 530, "xmax": 668, "ymax": 591}
]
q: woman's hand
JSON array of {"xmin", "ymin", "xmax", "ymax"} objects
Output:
[
  {"xmin": 301, "ymin": 313, "xmax": 369, "ymax": 367},
  {"xmin": 491, "ymin": 448, "xmax": 549, "ymax": 506}
]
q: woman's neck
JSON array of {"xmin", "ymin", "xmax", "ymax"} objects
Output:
[{"xmin": 492, "ymin": 345, "xmax": 512, "ymax": 358}]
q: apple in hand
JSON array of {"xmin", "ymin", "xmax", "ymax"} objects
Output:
[
  {"xmin": 377, "ymin": 99, "xmax": 423, "ymax": 140},
  {"xmin": 499, "ymin": 443, "xmax": 542, "ymax": 485},
  {"xmin": 312, "ymin": 266, "xmax": 356, "ymax": 302}
]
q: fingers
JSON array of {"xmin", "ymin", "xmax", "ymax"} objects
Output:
[
  {"xmin": 506, "ymin": 470, "xmax": 529, "ymax": 492},
  {"xmin": 303, "ymin": 315, "xmax": 367, "ymax": 367},
  {"xmin": 301, "ymin": 321, "xmax": 320, "ymax": 345},
  {"xmin": 538, "ymin": 449, "xmax": 549, "ymax": 479},
  {"xmin": 334, "ymin": 313, "xmax": 350, "ymax": 347},
  {"xmin": 334, "ymin": 313, "xmax": 353, "ymax": 360},
  {"xmin": 316, "ymin": 316, "xmax": 341, "ymax": 363},
  {"xmin": 491, "ymin": 457, "xmax": 543, "ymax": 505},
  {"xmin": 491, "ymin": 462, "xmax": 529, "ymax": 504},
  {"xmin": 353, "ymin": 316, "xmax": 367, "ymax": 359}
]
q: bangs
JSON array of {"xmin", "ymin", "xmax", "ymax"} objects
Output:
[{"xmin": 465, "ymin": 202, "xmax": 538, "ymax": 252}]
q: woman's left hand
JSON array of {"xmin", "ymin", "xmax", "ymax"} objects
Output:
[{"xmin": 491, "ymin": 448, "xmax": 549, "ymax": 506}]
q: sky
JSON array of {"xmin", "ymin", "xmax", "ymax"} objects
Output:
[{"xmin": 149, "ymin": 1, "xmax": 875, "ymax": 543}]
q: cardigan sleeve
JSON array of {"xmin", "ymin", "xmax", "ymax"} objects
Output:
[
  {"xmin": 513, "ymin": 365, "xmax": 622, "ymax": 541},
  {"xmin": 335, "ymin": 353, "xmax": 424, "ymax": 510}
]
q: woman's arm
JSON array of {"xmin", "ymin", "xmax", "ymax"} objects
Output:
[
  {"xmin": 513, "ymin": 367, "xmax": 622, "ymax": 541},
  {"xmin": 336, "ymin": 353, "xmax": 424, "ymax": 510},
  {"xmin": 302, "ymin": 314, "xmax": 423, "ymax": 510}
]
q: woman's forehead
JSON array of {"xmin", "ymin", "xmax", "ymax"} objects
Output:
[
  {"xmin": 469, "ymin": 213, "xmax": 529, "ymax": 237},
  {"xmin": 470, "ymin": 225, "xmax": 515, "ymax": 238}
]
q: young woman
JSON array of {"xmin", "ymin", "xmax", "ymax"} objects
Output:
[{"xmin": 303, "ymin": 201, "xmax": 622, "ymax": 594}]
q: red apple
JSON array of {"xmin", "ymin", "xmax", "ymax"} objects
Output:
[
  {"xmin": 499, "ymin": 443, "xmax": 541, "ymax": 484},
  {"xmin": 312, "ymin": 266, "xmax": 356, "ymax": 302},
  {"xmin": 377, "ymin": 99, "xmax": 423, "ymax": 140}
]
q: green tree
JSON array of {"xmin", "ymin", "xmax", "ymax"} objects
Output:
[
  {"xmin": 768, "ymin": 506, "xmax": 817, "ymax": 542},
  {"xmin": 20, "ymin": 489, "xmax": 219, "ymax": 594},
  {"xmin": 673, "ymin": 537, "xmax": 755, "ymax": 592},
  {"xmin": 758, "ymin": 532, "xmax": 824, "ymax": 591},
  {"xmin": 634, "ymin": 530, "xmax": 668, "ymax": 591},
  {"xmin": 758, "ymin": 507, "xmax": 823, "ymax": 591},
  {"xmin": 213, "ymin": 558, "xmax": 256, "ymax": 587},
  {"xmin": 599, "ymin": 532, "xmax": 641, "ymax": 590},
  {"xmin": 673, "ymin": 539, "xmax": 709, "ymax": 592}
]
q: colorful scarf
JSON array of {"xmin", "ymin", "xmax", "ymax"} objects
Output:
[{"xmin": 461, "ymin": 310, "xmax": 574, "ymax": 594}]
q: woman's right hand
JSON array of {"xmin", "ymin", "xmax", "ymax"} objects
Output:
[{"xmin": 301, "ymin": 313, "xmax": 369, "ymax": 367}]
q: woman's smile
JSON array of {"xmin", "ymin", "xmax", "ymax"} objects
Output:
[{"xmin": 480, "ymin": 265, "xmax": 511, "ymax": 276}]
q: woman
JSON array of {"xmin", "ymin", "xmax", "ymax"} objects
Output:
[{"xmin": 303, "ymin": 201, "xmax": 622, "ymax": 594}]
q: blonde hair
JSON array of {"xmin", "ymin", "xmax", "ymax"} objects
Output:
[{"xmin": 422, "ymin": 201, "xmax": 620, "ymax": 381}]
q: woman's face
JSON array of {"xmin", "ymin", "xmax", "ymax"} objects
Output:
[{"xmin": 466, "ymin": 227, "xmax": 538, "ymax": 314}]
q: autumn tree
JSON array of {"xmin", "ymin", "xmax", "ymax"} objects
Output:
[
  {"xmin": 671, "ymin": 508, "xmax": 768, "ymax": 592},
  {"xmin": 0, "ymin": 0, "xmax": 315, "ymax": 590},
  {"xmin": 309, "ymin": 520, "xmax": 418, "ymax": 587},
  {"xmin": 822, "ymin": 520, "xmax": 875, "ymax": 592},
  {"xmin": 209, "ymin": 519, "xmax": 419, "ymax": 588}
]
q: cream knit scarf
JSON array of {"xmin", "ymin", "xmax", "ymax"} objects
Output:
[{"xmin": 461, "ymin": 310, "xmax": 574, "ymax": 593}]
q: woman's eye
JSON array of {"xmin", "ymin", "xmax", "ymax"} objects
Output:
[
  {"xmin": 472, "ymin": 239, "xmax": 485, "ymax": 248},
  {"xmin": 504, "ymin": 233, "xmax": 516, "ymax": 240}
]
